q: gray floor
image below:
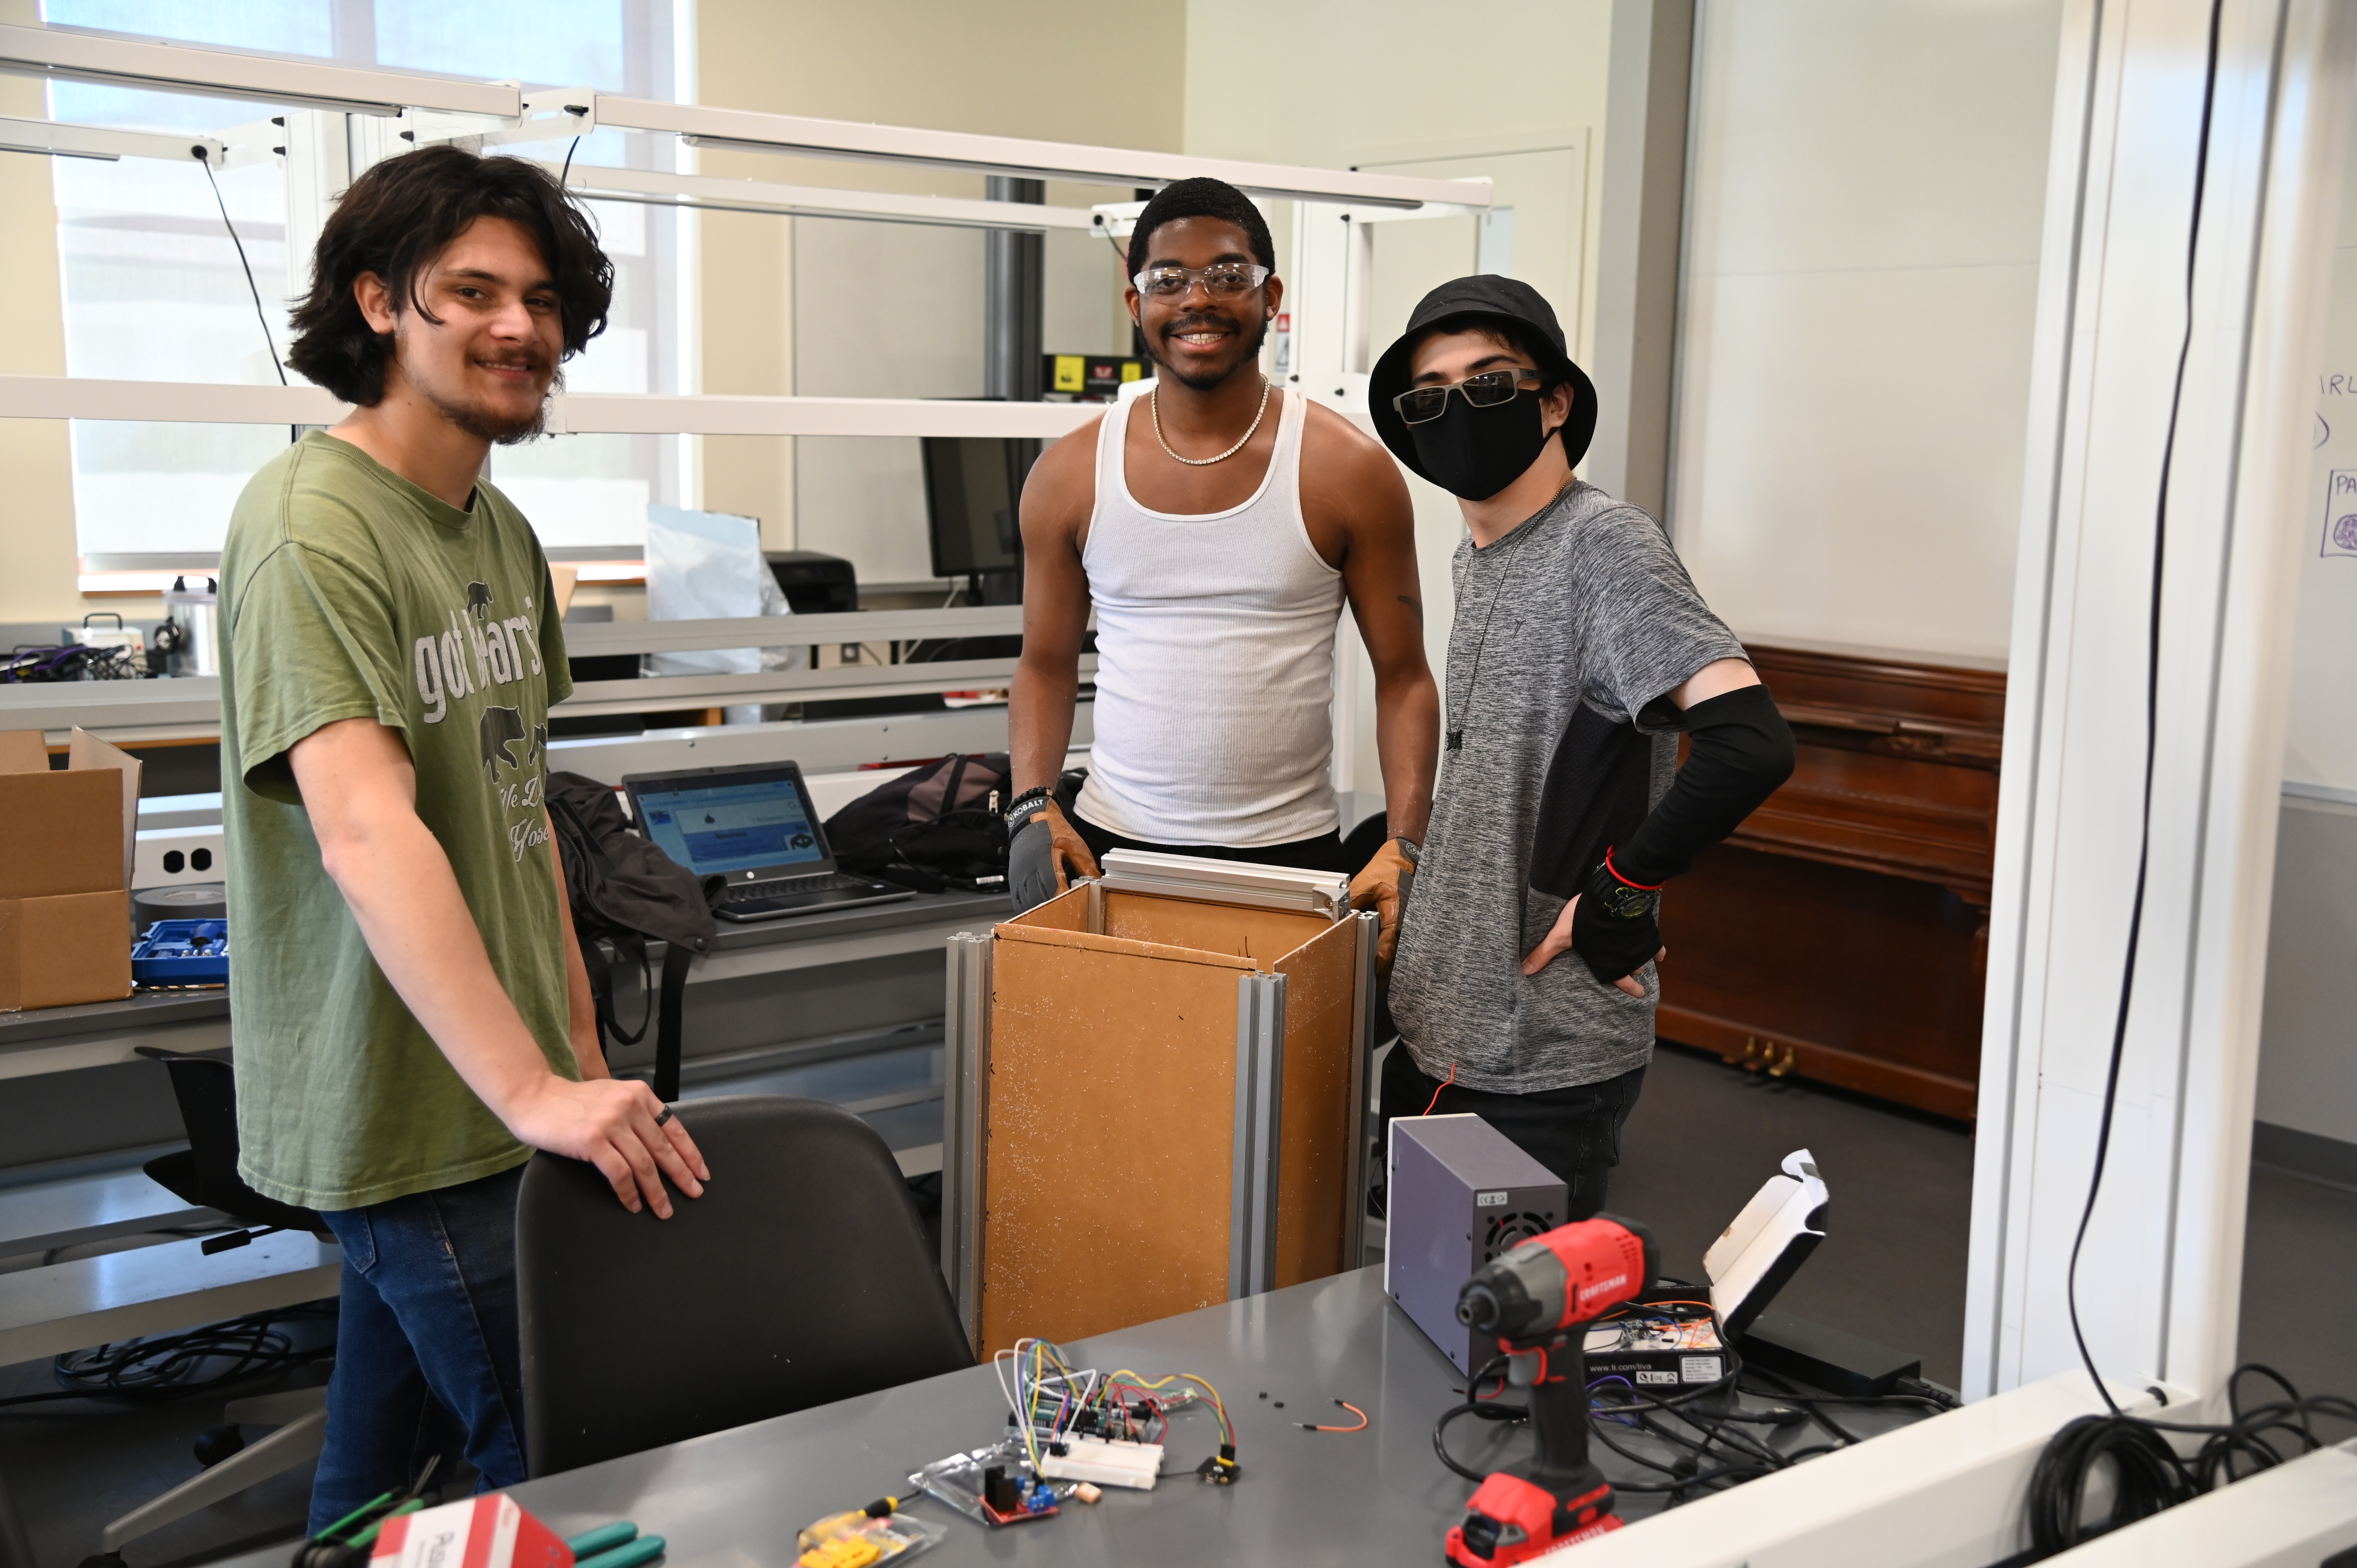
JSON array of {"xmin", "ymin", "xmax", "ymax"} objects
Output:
[
  {"xmin": 2236, "ymin": 1162, "xmax": 2357, "ymax": 1403},
  {"xmin": 4, "ymin": 1041, "xmax": 2352, "ymax": 1568}
]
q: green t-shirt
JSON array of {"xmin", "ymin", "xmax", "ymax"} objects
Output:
[{"xmin": 220, "ymin": 432, "xmax": 576, "ymax": 1211}]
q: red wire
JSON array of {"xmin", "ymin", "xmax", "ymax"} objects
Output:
[{"xmin": 1420, "ymin": 1062, "xmax": 1457, "ymax": 1116}]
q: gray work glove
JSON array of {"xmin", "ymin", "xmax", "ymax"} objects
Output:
[{"xmin": 1007, "ymin": 797, "xmax": 1099, "ymax": 912}]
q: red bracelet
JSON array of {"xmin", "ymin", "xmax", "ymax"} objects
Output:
[{"xmin": 1603, "ymin": 847, "xmax": 1664, "ymax": 891}]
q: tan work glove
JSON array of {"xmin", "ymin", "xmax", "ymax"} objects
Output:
[
  {"xmin": 1348, "ymin": 837, "xmax": 1419, "ymax": 969},
  {"xmin": 1008, "ymin": 796, "xmax": 1101, "ymax": 911}
]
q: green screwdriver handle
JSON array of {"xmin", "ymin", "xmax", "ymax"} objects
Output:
[
  {"xmin": 563, "ymin": 1524, "xmax": 638, "ymax": 1559},
  {"xmin": 574, "ymin": 1535, "xmax": 665, "ymax": 1568}
]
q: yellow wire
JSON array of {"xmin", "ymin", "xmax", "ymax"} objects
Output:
[
  {"xmin": 1104, "ymin": 1370, "xmax": 1233, "ymax": 1446},
  {"xmin": 1021, "ymin": 1342, "xmax": 1046, "ymax": 1470}
]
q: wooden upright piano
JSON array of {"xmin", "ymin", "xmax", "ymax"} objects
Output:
[{"xmin": 1656, "ymin": 644, "xmax": 2005, "ymax": 1121}]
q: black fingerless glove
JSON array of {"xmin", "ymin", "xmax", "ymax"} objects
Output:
[{"xmin": 1571, "ymin": 849, "xmax": 1663, "ymax": 986}]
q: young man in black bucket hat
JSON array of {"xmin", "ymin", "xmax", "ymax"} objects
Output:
[{"xmin": 1369, "ymin": 275, "xmax": 1796, "ymax": 1217}]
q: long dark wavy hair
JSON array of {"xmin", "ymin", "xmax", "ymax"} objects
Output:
[{"xmin": 287, "ymin": 146, "xmax": 613, "ymax": 406}]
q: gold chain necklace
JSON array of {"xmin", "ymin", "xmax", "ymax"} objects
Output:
[{"xmin": 1150, "ymin": 376, "xmax": 1271, "ymax": 467}]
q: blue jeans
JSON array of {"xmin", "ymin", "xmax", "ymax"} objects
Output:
[{"xmin": 307, "ymin": 1163, "xmax": 529, "ymax": 1533}]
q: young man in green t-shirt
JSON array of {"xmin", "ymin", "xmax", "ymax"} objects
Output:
[{"xmin": 221, "ymin": 147, "xmax": 710, "ymax": 1525}]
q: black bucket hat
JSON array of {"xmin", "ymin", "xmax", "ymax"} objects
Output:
[{"xmin": 1368, "ymin": 275, "xmax": 1599, "ymax": 484}]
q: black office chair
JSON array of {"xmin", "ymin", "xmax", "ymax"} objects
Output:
[
  {"xmin": 134, "ymin": 1047, "xmax": 330, "ymax": 1251},
  {"xmin": 93, "ymin": 1050, "xmax": 336, "ymax": 1564},
  {"xmin": 516, "ymin": 1095, "xmax": 974, "ymax": 1477}
]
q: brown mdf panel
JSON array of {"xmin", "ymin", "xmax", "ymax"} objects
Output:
[
  {"xmin": 1102, "ymin": 890, "xmax": 1329, "ymax": 971},
  {"xmin": 1656, "ymin": 844, "xmax": 1982, "ymax": 1121},
  {"xmin": 979, "ymin": 940, "xmax": 1242, "ymax": 1354},
  {"xmin": 995, "ymin": 921, "xmax": 1256, "ymax": 971},
  {"xmin": 1271, "ymin": 919, "xmax": 1357, "ymax": 1287},
  {"xmin": 1006, "ymin": 883, "xmax": 1091, "ymax": 932}
]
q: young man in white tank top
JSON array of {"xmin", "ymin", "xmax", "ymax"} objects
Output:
[{"xmin": 1006, "ymin": 178, "xmax": 1438, "ymax": 965}]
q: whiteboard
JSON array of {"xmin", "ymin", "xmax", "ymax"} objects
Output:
[{"xmin": 2282, "ymin": 130, "xmax": 2357, "ymax": 796}]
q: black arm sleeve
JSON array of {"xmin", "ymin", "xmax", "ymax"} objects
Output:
[{"xmin": 1613, "ymin": 683, "xmax": 1795, "ymax": 886}]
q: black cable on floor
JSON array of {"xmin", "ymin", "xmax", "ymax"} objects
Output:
[{"xmin": 0, "ymin": 1303, "xmax": 334, "ymax": 1410}]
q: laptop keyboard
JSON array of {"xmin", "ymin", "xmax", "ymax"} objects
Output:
[{"xmin": 721, "ymin": 871, "xmax": 880, "ymax": 905}]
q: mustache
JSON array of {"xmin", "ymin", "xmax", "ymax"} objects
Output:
[
  {"xmin": 476, "ymin": 350, "xmax": 553, "ymax": 372},
  {"xmin": 1161, "ymin": 314, "xmax": 1237, "ymax": 335}
]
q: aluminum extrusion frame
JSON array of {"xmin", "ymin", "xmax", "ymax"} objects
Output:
[
  {"xmin": 1227, "ymin": 971, "xmax": 1288, "ymax": 1299},
  {"xmin": 940, "ymin": 930, "xmax": 991, "ymax": 1346}
]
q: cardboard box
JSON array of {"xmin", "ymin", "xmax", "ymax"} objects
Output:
[
  {"xmin": 0, "ymin": 729, "xmax": 140, "ymax": 1011},
  {"xmin": 0, "ymin": 890, "xmax": 131, "ymax": 1010}
]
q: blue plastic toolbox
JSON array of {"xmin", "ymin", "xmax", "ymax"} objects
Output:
[{"xmin": 132, "ymin": 919, "xmax": 229, "ymax": 986}]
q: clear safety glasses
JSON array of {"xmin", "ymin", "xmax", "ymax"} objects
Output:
[{"xmin": 1131, "ymin": 262, "xmax": 1272, "ymax": 299}]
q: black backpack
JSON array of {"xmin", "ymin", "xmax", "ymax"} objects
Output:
[
  {"xmin": 545, "ymin": 771, "xmax": 724, "ymax": 1102},
  {"xmin": 822, "ymin": 752, "xmax": 1013, "ymax": 894}
]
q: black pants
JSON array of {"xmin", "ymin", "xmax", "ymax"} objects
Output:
[
  {"xmin": 1069, "ymin": 812, "xmax": 1348, "ymax": 874},
  {"xmin": 1377, "ymin": 1045, "xmax": 1647, "ymax": 1221}
]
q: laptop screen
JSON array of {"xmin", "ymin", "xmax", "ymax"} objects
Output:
[{"xmin": 632, "ymin": 772, "xmax": 826, "ymax": 876}]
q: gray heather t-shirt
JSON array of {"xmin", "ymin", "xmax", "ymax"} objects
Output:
[{"xmin": 1387, "ymin": 482, "xmax": 1747, "ymax": 1094}]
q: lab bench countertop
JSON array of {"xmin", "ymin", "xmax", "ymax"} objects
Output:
[{"xmin": 205, "ymin": 1267, "xmax": 1936, "ymax": 1568}]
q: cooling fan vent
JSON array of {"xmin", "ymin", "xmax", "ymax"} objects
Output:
[{"xmin": 1481, "ymin": 1211, "xmax": 1554, "ymax": 1262}]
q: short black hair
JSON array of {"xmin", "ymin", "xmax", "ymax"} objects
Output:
[
  {"xmin": 1126, "ymin": 177, "xmax": 1277, "ymax": 279},
  {"xmin": 288, "ymin": 146, "xmax": 613, "ymax": 406}
]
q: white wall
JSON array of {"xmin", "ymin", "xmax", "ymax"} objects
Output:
[
  {"xmin": 1184, "ymin": 0, "xmax": 1615, "ymax": 808},
  {"xmin": 2283, "ymin": 112, "xmax": 2357, "ymax": 794},
  {"xmin": 1671, "ymin": 0, "xmax": 2064, "ymax": 666},
  {"xmin": 2255, "ymin": 110, "xmax": 2357, "ymax": 1148},
  {"xmin": 0, "ymin": 0, "xmax": 92, "ymax": 631}
]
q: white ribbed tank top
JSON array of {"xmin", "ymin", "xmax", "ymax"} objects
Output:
[{"xmin": 1074, "ymin": 387, "xmax": 1345, "ymax": 847}]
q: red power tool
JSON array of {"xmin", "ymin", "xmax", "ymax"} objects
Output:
[{"xmin": 1444, "ymin": 1215, "xmax": 1660, "ymax": 1566}]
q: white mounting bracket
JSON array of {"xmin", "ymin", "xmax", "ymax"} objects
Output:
[{"xmin": 0, "ymin": 115, "xmax": 224, "ymax": 164}]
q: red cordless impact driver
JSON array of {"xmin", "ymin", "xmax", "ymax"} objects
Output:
[{"xmin": 1444, "ymin": 1215, "xmax": 1660, "ymax": 1566}]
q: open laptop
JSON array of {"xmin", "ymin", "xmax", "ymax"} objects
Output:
[{"xmin": 621, "ymin": 760, "xmax": 914, "ymax": 922}]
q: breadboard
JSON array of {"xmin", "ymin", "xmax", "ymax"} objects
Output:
[{"xmin": 1037, "ymin": 1434, "xmax": 1164, "ymax": 1490}]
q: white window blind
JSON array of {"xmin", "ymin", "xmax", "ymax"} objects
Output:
[{"xmin": 46, "ymin": 0, "xmax": 687, "ymax": 571}]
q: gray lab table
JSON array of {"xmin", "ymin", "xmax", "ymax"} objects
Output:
[{"xmin": 209, "ymin": 1268, "xmax": 1934, "ymax": 1568}]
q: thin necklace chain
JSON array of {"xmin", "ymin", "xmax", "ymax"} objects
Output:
[
  {"xmin": 1150, "ymin": 376, "xmax": 1271, "ymax": 466},
  {"xmin": 1446, "ymin": 511, "xmax": 1550, "ymax": 750}
]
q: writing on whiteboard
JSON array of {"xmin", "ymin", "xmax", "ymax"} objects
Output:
[{"xmin": 2322, "ymin": 470, "xmax": 2357, "ymax": 558}]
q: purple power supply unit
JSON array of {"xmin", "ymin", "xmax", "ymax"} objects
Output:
[{"xmin": 1385, "ymin": 1114, "xmax": 1569, "ymax": 1374}]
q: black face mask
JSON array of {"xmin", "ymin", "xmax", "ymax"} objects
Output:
[{"xmin": 1410, "ymin": 390, "xmax": 1553, "ymax": 501}]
